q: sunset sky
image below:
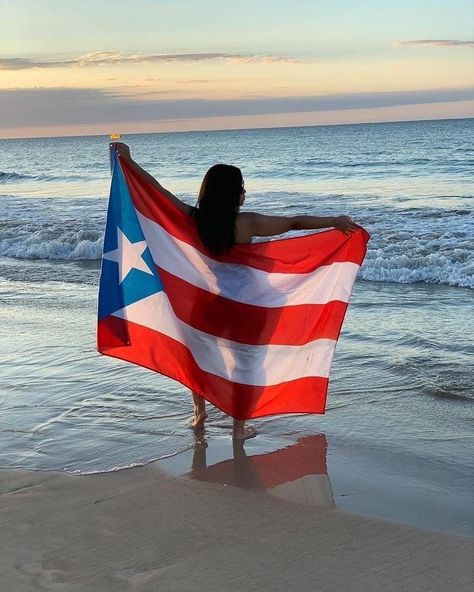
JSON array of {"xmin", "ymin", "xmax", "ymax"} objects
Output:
[{"xmin": 1, "ymin": 0, "xmax": 473, "ymax": 138}]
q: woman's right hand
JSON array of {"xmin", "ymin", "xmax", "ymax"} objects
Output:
[{"xmin": 112, "ymin": 142, "xmax": 132, "ymax": 163}]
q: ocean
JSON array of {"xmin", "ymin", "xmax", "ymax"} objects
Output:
[{"xmin": 0, "ymin": 119, "xmax": 473, "ymax": 534}]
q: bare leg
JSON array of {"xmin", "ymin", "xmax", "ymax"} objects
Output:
[
  {"xmin": 190, "ymin": 391, "xmax": 208, "ymax": 428},
  {"xmin": 232, "ymin": 419, "xmax": 257, "ymax": 440}
]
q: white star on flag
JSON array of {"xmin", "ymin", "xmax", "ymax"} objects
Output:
[{"xmin": 103, "ymin": 228, "xmax": 154, "ymax": 284}]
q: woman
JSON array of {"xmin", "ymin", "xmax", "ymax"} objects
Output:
[{"xmin": 114, "ymin": 143, "xmax": 359, "ymax": 440}]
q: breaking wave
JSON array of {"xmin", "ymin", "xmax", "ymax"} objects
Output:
[
  {"xmin": 0, "ymin": 228, "xmax": 103, "ymax": 260},
  {"xmin": 0, "ymin": 171, "xmax": 35, "ymax": 182},
  {"xmin": 0, "ymin": 216, "xmax": 472, "ymax": 288},
  {"xmin": 360, "ymin": 249, "xmax": 474, "ymax": 288},
  {"xmin": 0, "ymin": 170, "xmax": 94, "ymax": 184}
]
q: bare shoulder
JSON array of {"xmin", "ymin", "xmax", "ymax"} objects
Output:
[
  {"xmin": 235, "ymin": 212, "xmax": 256, "ymax": 243},
  {"xmin": 236, "ymin": 211, "xmax": 294, "ymax": 238},
  {"xmin": 236, "ymin": 212, "xmax": 257, "ymax": 227}
]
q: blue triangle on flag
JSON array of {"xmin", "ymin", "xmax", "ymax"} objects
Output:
[{"xmin": 98, "ymin": 152, "xmax": 163, "ymax": 320}]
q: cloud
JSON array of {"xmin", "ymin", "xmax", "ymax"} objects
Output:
[
  {"xmin": 396, "ymin": 39, "xmax": 474, "ymax": 48},
  {"xmin": 143, "ymin": 78, "xmax": 216, "ymax": 84},
  {"xmin": 226, "ymin": 55, "xmax": 305, "ymax": 64},
  {"xmin": 173, "ymin": 79, "xmax": 215, "ymax": 85},
  {"xmin": 0, "ymin": 86, "xmax": 473, "ymax": 129},
  {"xmin": 0, "ymin": 51, "xmax": 301, "ymax": 71}
]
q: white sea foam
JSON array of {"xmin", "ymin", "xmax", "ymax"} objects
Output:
[
  {"xmin": 1, "ymin": 216, "xmax": 472, "ymax": 288},
  {"xmin": 0, "ymin": 117, "xmax": 472, "ymax": 289},
  {"xmin": 360, "ymin": 251, "xmax": 474, "ymax": 288},
  {"xmin": 0, "ymin": 228, "xmax": 103, "ymax": 261},
  {"xmin": 359, "ymin": 209, "xmax": 474, "ymax": 288}
]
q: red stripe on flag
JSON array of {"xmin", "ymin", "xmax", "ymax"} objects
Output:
[
  {"xmin": 98, "ymin": 315, "xmax": 329, "ymax": 419},
  {"xmin": 159, "ymin": 266, "xmax": 349, "ymax": 345},
  {"xmin": 120, "ymin": 159, "xmax": 369, "ymax": 274}
]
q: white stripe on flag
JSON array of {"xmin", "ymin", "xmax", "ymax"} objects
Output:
[
  {"xmin": 113, "ymin": 292, "xmax": 336, "ymax": 385},
  {"xmin": 137, "ymin": 212, "xmax": 359, "ymax": 307}
]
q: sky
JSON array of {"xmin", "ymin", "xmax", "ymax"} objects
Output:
[{"xmin": 0, "ymin": 0, "xmax": 473, "ymax": 138}]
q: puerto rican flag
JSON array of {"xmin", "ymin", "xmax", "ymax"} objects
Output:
[{"xmin": 97, "ymin": 150, "xmax": 369, "ymax": 419}]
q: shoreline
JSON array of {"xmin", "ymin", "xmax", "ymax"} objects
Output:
[
  {"xmin": 156, "ymin": 432, "xmax": 474, "ymax": 538},
  {"xmin": 2, "ymin": 426, "xmax": 472, "ymax": 538},
  {"xmin": 1, "ymin": 465, "xmax": 472, "ymax": 592}
]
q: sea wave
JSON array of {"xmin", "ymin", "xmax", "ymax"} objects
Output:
[
  {"xmin": 0, "ymin": 171, "xmax": 36, "ymax": 182},
  {"xmin": 0, "ymin": 222, "xmax": 472, "ymax": 288},
  {"xmin": 360, "ymin": 251, "xmax": 474, "ymax": 288},
  {"xmin": 0, "ymin": 170, "xmax": 95, "ymax": 184},
  {"xmin": 0, "ymin": 229, "xmax": 103, "ymax": 260}
]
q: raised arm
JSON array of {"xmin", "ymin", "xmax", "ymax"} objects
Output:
[
  {"xmin": 240, "ymin": 212, "xmax": 360, "ymax": 237},
  {"xmin": 112, "ymin": 143, "xmax": 193, "ymax": 215}
]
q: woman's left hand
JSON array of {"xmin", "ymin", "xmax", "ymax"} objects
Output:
[
  {"xmin": 332, "ymin": 215, "xmax": 360, "ymax": 235},
  {"xmin": 111, "ymin": 142, "xmax": 132, "ymax": 162}
]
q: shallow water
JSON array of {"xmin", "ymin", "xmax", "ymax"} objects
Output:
[
  {"xmin": 0, "ymin": 120, "xmax": 473, "ymax": 534},
  {"xmin": 2, "ymin": 276, "xmax": 473, "ymax": 533}
]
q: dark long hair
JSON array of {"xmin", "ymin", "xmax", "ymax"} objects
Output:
[{"xmin": 193, "ymin": 164, "xmax": 243, "ymax": 254}]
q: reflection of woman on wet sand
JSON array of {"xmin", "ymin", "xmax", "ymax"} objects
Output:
[
  {"xmin": 190, "ymin": 433, "xmax": 335, "ymax": 509},
  {"xmin": 114, "ymin": 143, "xmax": 358, "ymax": 440}
]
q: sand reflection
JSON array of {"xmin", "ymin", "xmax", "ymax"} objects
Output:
[{"xmin": 188, "ymin": 434, "xmax": 335, "ymax": 509}]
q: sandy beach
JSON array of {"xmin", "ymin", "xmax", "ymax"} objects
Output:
[{"xmin": 1, "ymin": 465, "xmax": 472, "ymax": 592}]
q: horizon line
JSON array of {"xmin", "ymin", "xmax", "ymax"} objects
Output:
[{"xmin": 0, "ymin": 114, "xmax": 472, "ymax": 142}]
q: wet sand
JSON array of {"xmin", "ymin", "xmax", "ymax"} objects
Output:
[
  {"xmin": 1, "ymin": 465, "xmax": 472, "ymax": 592},
  {"xmin": 158, "ymin": 432, "xmax": 474, "ymax": 537}
]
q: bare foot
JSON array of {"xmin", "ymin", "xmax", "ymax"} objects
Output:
[
  {"xmin": 189, "ymin": 410, "xmax": 208, "ymax": 429},
  {"xmin": 232, "ymin": 424, "xmax": 257, "ymax": 440},
  {"xmin": 190, "ymin": 391, "xmax": 207, "ymax": 429}
]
